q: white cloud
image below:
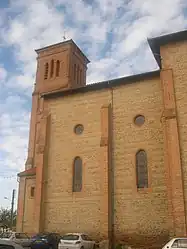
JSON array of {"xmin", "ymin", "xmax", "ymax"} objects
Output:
[
  {"xmin": 0, "ymin": 0, "xmax": 187, "ymax": 207},
  {"xmin": 0, "ymin": 66, "xmax": 7, "ymax": 81}
]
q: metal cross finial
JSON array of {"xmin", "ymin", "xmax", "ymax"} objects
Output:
[{"xmin": 63, "ymin": 31, "xmax": 66, "ymax": 41}]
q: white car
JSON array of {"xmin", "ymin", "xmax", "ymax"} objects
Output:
[
  {"xmin": 0, "ymin": 232, "xmax": 31, "ymax": 247},
  {"xmin": 59, "ymin": 233, "xmax": 96, "ymax": 249},
  {"xmin": 0, "ymin": 240, "xmax": 24, "ymax": 249},
  {"xmin": 162, "ymin": 238, "xmax": 187, "ymax": 249}
]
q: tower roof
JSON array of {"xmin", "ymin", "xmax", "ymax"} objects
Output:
[
  {"xmin": 35, "ymin": 39, "xmax": 90, "ymax": 64},
  {"xmin": 148, "ymin": 29, "xmax": 187, "ymax": 68}
]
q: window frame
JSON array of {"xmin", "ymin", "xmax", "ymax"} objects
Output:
[
  {"xmin": 56, "ymin": 60, "xmax": 60, "ymax": 77},
  {"xmin": 44, "ymin": 62, "xmax": 49, "ymax": 80},
  {"xmin": 134, "ymin": 114, "xmax": 145, "ymax": 127},
  {"xmin": 135, "ymin": 149, "xmax": 149, "ymax": 190},
  {"xmin": 74, "ymin": 64, "xmax": 76, "ymax": 80},
  {"xmin": 50, "ymin": 59, "xmax": 54, "ymax": 78},
  {"xmin": 72, "ymin": 157, "xmax": 83, "ymax": 192},
  {"xmin": 77, "ymin": 65, "xmax": 80, "ymax": 84},
  {"xmin": 30, "ymin": 186, "xmax": 35, "ymax": 198},
  {"xmin": 172, "ymin": 239, "xmax": 187, "ymax": 248},
  {"xmin": 80, "ymin": 69, "xmax": 82, "ymax": 84},
  {"xmin": 74, "ymin": 124, "xmax": 84, "ymax": 135}
]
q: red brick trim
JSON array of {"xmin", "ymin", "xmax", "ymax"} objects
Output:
[{"xmin": 18, "ymin": 167, "xmax": 36, "ymax": 177}]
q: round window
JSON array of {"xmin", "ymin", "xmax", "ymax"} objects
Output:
[
  {"xmin": 74, "ymin": 124, "xmax": 84, "ymax": 135},
  {"xmin": 134, "ymin": 115, "xmax": 145, "ymax": 126}
]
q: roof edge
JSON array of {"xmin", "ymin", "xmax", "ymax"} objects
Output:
[
  {"xmin": 35, "ymin": 39, "xmax": 90, "ymax": 64},
  {"xmin": 35, "ymin": 39, "xmax": 72, "ymax": 53},
  {"xmin": 148, "ymin": 29, "xmax": 187, "ymax": 68},
  {"xmin": 41, "ymin": 70, "xmax": 160, "ymax": 99}
]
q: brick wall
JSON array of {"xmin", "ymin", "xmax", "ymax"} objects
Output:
[
  {"xmin": 23, "ymin": 177, "xmax": 35, "ymax": 233},
  {"xmin": 16, "ymin": 177, "xmax": 25, "ymax": 232},
  {"xmin": 161, "ymin": 41, "xmax": 187, "ymax": 226},
  {"xmin": 43, "ymin": 90, "xmax": 111, "ymax": 238},
  {"xmin": 112, "ymin": 78, "xmax": 170, "ymax": 246},
  {"xmin": 42, "ymin": 77, "xmax": 171, "ymax": 246}
]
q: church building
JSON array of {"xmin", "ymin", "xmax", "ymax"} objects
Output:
[{"xmin": 17, "ymin": 29, "xmax": 187, "ymax": 248}]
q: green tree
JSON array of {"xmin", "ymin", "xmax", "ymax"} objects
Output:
[{"xmin": 0, "ymin": 208, "xmax": 17, "ymax": 228}]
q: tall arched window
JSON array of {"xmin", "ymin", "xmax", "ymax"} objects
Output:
[
  {"xmin": 80, "ymin": 69, "xmax": 82, "ymax": 84},
  {"xmin": 56, "ymin": 60, "xmax": 60, "ymax": 77},
  {"xmin": 73, "ymin": 157, "xmax": 82, "ymax": 192},
  {"xmin": 50, "ymin": 59, "xmax": 54, "ymax": 78},
  {"xmin": 74, "ymin": 64, "xmax": 76, "ymax": 80},
  {"xmin": 136, "ymin": 150, "xmax": 148, "ymax": 188},
  {"xmin": 77, "ymin": 65, "xmax": 79, "ymax": 84},
  {"xmin": 44, "ymin": 63, "xmax": 49, "ymax": 80}
]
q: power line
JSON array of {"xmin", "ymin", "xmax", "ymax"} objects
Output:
[{"xmin": 0, "ymin": 175, "xmax": 17, "ymax": 179}]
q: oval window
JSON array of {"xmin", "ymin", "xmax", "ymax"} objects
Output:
[
  {"xmin": 134, "ymin": 115, "xmax": 145, "ymax": 126},
  {"xmin": 74, "ymin": 124, "xmax": 84, "ymax": 135}
]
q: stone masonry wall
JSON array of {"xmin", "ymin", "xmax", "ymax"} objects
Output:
[
  {"xmin": 161, "ymin": 41, "xmax": 187, "ymax": 225},
  {"xmin": 23, "ymin": 177, "xmax": 36, "ymax": 233},
  {"xmin": 43, "ymin": 89, "xmax": 111, "ymax": 239},
  {"xmin": 112, "ymin": 77, "xmax": 170, "ymax": 247},
  {"xmin": 42, "ymin": 76, "xmax": 171, "ymax": 247}
]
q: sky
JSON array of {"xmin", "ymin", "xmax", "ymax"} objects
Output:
[{"xmin": 0, "ymin": 0, "xmax": 187, "ymax": 209}]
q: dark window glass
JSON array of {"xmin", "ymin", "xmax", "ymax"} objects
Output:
[
  {"xmin": 30, "ymin": 187, "xmax": 35, "ymax": 198},
  {"xmin": 56, "ymin": 60, "xmax": 60, "ymax": 77},
  {"xmin": 15, "ymin": 233, "xmax": 28, "ymax": 239},
  {"xmin": 44, "ymin": 63, "xmax": 49, "ymax": 80},
  {"xmin": 73, "ymin": 157, "xmax": 82, "ymax": 192},
  {"xmin": 136, "ymin": 150, "xmax": 148, "ymax": 188},
  {"xmin": 172, "ymin": 240, "xmax": 179, "ymax": 248},
  {"xmin": 134, "ymin": 115, "xmax": 145, "ymax": 126},
  {"xmin": 62, "ymin": 235, "xmax": 79, "ymax": 241},
  {"xmin": 74, "ymin": 124, "xmax": 84, "ymax": 135},
  {"xmin": 80, "ymin": 69, "xmax": 82, "ymax": 84},
  {"xmin": 178, "ymin": 239, "xmax": 187, "ymax": 248},
  {"xmin": 77, "ymin": 65, "xmax": 79, "ymax": 84},
  {"xmin": 0, "ymin": 233, "xmax": 12, "ymax": 239},
  {"xmin": 50, "ymin": 59, "xmax": 54, "ymax": 78},
  {"xmin": 81, "ymin": 235, "xmax": 91, "ymax": 241},
  {"xmin": 81, "ymin": 235, "xmax": 87, "ymax": 240},
  {"xmin": 74, "ymin": 64, "xmax": 76, "ymax": 80},
  {"xmin": 15, "ymin": 233, "xmax": 21, "ymax": 239},
  {"xmin": 32, "ymin": 234, "xmax": 48, "ymax": 240}
]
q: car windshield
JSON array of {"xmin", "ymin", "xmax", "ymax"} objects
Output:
[
  {"xmin": 62, "ymin": 235, "xmax": 79, "ymax": 241},
  {"xmin": 0, "ymin": 232, "xmax": 12, "ymax": 238},
  {"xmin": 32, "ymin": 234, "xmax": 48, "ymax": 239}
]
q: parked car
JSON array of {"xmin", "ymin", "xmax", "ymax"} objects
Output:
[
  {"xmin": 59, "ymin": 233, "xmax": 96, "ymax": 249},
  {"xmin": 0, "ymin": 239, "xmax": 24, "ymax": 249},
  {"xmin": 31, "ymin": 233, "xmax": 61, "ymax": 249},
  {"xmin": 162, "ymin": 238, "xmax": 187, "ymax": 249},
  {"xmin": 0, "ymin": 232, "xmax": 31, "ymax": 247}
]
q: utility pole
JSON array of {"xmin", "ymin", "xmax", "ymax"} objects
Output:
[{"xmin": 10, "ymin": 189, "xmax": 16, "ymax": 230}]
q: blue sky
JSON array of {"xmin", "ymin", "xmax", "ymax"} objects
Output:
[{"xmin": 0, "ymin": 0, "xmax": 187, "ymax": 208}]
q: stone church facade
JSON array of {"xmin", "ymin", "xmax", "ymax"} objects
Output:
[{"xmin": 17, "ymin": 30, "xmax": 187, "ymax": 248}]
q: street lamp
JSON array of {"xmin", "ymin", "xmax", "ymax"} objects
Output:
[{"xmin": 4, "ymin": 197, "xmax": 10, "ymax": 200}]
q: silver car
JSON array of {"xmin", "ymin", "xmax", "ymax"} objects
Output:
[
  {"xmin": 162, "ymin": 238, "xmax": 187, "ymax": 249},
  {"xmin": 0, "ymin": 239, "xmax": 24, "ymax": 249},
  {"xmin": 59, "ymin": 233, "xmax": 96, "ymax": 249},
  {"xmin": 0, "ymin": 232, "xmax": 31, "ymax": 247}
]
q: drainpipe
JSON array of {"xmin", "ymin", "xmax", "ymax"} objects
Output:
[
  {"xmin": 21, "ymin": 178, "xmax": 27, "ymax": 232},
  {"xmin": 108, "ymin": 88, "xmax": 114, "ymax": 249}
]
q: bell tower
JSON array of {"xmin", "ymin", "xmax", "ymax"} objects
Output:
[
  {"xmin": 34, "ymin": 39, "xmax": 90, "ymax": 94},
  {"xmin": 16, "ymin": 39, "xmax": 90, "ymax": 234}
]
